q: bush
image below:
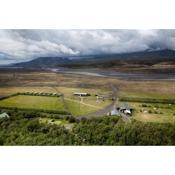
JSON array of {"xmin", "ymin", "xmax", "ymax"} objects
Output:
[
  {"xmin": 26, "ymin": 120, "xmax": 40, "ymax": 132},
  {"xmin": 141, "ymin": 104, "xmax": 147, "ymax": 107},
  {"xmin": 120, "ymin": 97, "xmax": 175, "ymax": 104},
  {"xmin": 0, "ymin": 107, "xmax": 70, "ymax": 115},
  {"xmin": 68, "ymin": 116, "xmax": 76, "ymax": 123},
  {"xmin": 24, "ymin": 112, "xmax": 39, "ymax": 119},
  {"xmin": 148, "ymin": 110, "xmax": 152, "ymax": 114}
]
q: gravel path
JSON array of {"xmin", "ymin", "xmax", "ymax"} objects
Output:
[{"xmin": 82, "ymin": 101, "xmax": 115, "ymax": 118}]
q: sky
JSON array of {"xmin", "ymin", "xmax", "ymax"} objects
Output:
[{"xmin": 0, "ymin": 29, "xmax": 175, "ymax": 64}]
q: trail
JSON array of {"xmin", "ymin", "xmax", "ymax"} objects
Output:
[
  {"xmin": 51, "ymin": 86, "xmax": 69, "ymax": 112},
  {"xmin": 81, "ymin": 84, "xmax": 117, "ymax": 118},
  {"xmin": 64, "ymin": 97, "xmax": 101, "ymax": 109}
]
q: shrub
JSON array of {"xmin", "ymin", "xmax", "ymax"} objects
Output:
[
  {"xmin": 68, "ymin": 116, "xmax": 76, "ymax": 123},
  {"xmin": 148, "ymin": 110, "xmax": 152, "ymax": 114},
  {"xmin": 26, "ymin": 120, "xmax": 40, "ymax": 132}
]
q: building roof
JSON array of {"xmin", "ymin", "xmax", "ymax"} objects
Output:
[
  {"xmin": 124, "ymin": 109, "xmax": 131, "ymax": 114},
  {"xmin": 110, "ymin": 109, "xmax": 120, "ymax": 116},
  {"xmin": 0, "ymin": 112, "xmax": 10, "ymax": 118},
  {"xmin": 119, "ymin": 103, "xmax": 132, "ymax": 110},
  {"xmin": 73, "ymin": 92, "xmax": 89, "ymax": 95}
]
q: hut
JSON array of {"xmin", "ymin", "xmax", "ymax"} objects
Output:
[
  {"xmin": 73, "ymin": 92, "xmax": 90, "ymax": 96},
  {"xmin": 0, "ymin": 112, "xmax": 10, "ymax": 119}
]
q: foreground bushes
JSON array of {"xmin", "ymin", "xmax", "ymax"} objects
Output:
[
  {"xmin": 0, "ymin": 106, "xmax": 70, "ymax": 115},
  {"xmin": 0, "ymin": 111, "xmax": 175, "ymax": 145}
]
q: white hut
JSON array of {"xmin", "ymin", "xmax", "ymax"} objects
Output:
[
  {"xmin": 0, "ymin": 112, "xmax": 10, "ymax": 119},
  {"xmin": 73, "ymin": 92, "xmax": 90, "ymax": 96}
]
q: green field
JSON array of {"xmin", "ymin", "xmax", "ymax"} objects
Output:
[
  {"xmin": 56, "ymin": 87, "xmax": 112, "ymax": 116},
  {"xmin": 65, "ymin": 100, "xmax": 98, "ymax": 116},
  {"xmin": 126, "ymin": 102, "xmax": 175, "ymax": 123},
  {"xmin": 118, "ymin": 91, "xmax": 175, "ymax": 123},
  {"xmin": 119, "ymin": 91, "xmax": 175, "ymax": 100},
  {"xmin": 0, "ymin": 95, "xmax": 65, "ymax": 111},
  {"xmin": 0, "ymin": 91, "xmax": 112, "ymax": 116},
  {"xmin": 65, "ymin": 96, "xmax": 111, "ymax": 116}
]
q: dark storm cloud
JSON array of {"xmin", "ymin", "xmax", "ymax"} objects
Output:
[{"xmin": 0, "ymin": 29, "xmax": 175, "ymax": 63}]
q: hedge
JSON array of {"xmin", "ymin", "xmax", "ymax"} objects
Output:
[
  {"xmin": 0, "ymin": 106, "xmax": 70, "ymax": 115},
  {"xmin": 119, "ymin": 97, "xmax": 175, "ymax": 104}
]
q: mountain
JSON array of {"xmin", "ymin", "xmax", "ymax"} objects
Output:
[
  {"xmin": 13, "ymin": 57, "xmax": 72, "ymax": 68},
  {"xmin": 12, "ymin": 49, "xmax": 175, "ymax": 68}
]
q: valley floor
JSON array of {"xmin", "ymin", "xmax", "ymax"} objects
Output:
[{"xmin": 0, "ymin": 68, "xmax": 175, "ymax": 123}]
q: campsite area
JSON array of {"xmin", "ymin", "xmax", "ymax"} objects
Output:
[
  {"xmin": 0, "ymin": 69, "xmax": 175, "ymax": 145},
  {"xmin": 0, "ymin": 69, "xmax": 175, "ymax": 122}
]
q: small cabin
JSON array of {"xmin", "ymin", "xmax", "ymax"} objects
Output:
[
  {"xmin": 0, "ymin": 112, "xmax": 10, "ymax": 119},
  {"xmin": 73, "ymin": 92, "xmax": 91, "ymax": 96},
  {"xmin": 108, "ymin": 109, "xmax": 120, "ymax": 116},
  {"xmin": 117, "ymin": 104, "xmax": 133, "ymax": 116}
]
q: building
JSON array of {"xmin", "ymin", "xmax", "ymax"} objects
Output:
[
  {"xmin": 96, "ymin": 95, "xmax": 104, "ymax": 102},
  {"xmin": 108, "ymin": 103, "xmax": 133, "ymax": 117},
  {"xmin": 108, "ymin": 109, "xmax": 120, "ymax": 116},
  {"xmin": 95, "ymin": 93, "xmax": 112, "ymax": 100},
  {"xmin": 0, "ymin": 112, "xmax": 10, "ymax": 119},
  {"xmin": 117, "ymin": 104, "xmax": 133, "ymax": 116},
  {"xmin": 123, "ymin": 109, "xmax": 132, "ymax": 115},
  {"xmin": 73, "ymin": 92, "xmax": 90, "ymax": 96}
]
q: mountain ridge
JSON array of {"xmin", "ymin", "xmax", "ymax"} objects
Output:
[{"xmin": 11, "ymin": 49, "xmax": 175, "ymax": 68}]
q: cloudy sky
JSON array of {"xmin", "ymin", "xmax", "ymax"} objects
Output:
[{"xmin": 0, "ymin": 29, "xmax": 175, "ymax": 64}]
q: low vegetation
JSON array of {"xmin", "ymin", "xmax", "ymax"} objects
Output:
[
  {"xmin": 1, "ymin": 70, "xmax": 175, "ymax": 145},
  {"xmin": 120, "ymin": 96, "xmax": 175, "ymax": 104},
  {"xmin": 0, "ymin": 110, "xmax": 175, "ymax": 145}
]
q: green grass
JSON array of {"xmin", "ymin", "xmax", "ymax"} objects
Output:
[
  {"xmin": 127, "ymin": 102, "xmax": 175, "ymax": 123},
  {"xmin": 0, "ymin": 95, "xmax": 65, "ymax": 111},
  {"xmin": 119, "ymin": 91, "xmax": 175, "ymax": 100},
  {"xmin": 71, "ymin": 96, "xmax": 111, "ymax": 108},
  {"xmin": 65, "ymin": 100, "xmax": 98, "ymax": 116},
  {"xmin": 118, "ymin": 91, "xmax": 175, "ymax": 123},
  {"xmin": 57, "ymin": 87, "xmax": 112, "ymax": 116}
]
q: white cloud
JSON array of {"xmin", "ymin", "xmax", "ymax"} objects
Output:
[{"xmin": 0, "ymin": 29, "xmax": 175, "ymax": 64}]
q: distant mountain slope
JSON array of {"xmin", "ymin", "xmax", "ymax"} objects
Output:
[
  {"xmin": 13, "ymin": 49, "xmax": 175, "ymax": 68},
  {"xmin": 13, "ymin": 57, "xmax": 72, "ymax": 68}
]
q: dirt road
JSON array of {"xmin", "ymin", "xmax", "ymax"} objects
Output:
[{"xmin": 81, "ymin": 84, "xmax": 117, "ymax": 118}]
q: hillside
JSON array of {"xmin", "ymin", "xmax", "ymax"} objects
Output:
[{"xmin": 12, "ymin": 49, "xmax": 175, "ymax": 70}]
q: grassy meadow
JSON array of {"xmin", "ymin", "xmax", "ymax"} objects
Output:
[
  {"xmin": 0, "ymin": 86, "xmax": 112, "ymax": 116},
  {"xmin": 0, "ymin": 95, "xmax": 65, "ymax": 111}
]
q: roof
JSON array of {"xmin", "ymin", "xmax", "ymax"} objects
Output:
[
  {"xmin": 0, "ymin": 112, "xmax": 10, "ymax": 118},
  {"xmin": 119, "ymin": 103, "xmax": 132, "ymax": 110},
  {"xmin": 110, "ymin": 109, "xmax": 120, "ymax": 116},
  {"xmin": 73, "ymin": 92, "xmax": 89, "ymax": 95},
  {"xmin": 124, "ymin": 109, "xmax": 131, "ymax": 114}
]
